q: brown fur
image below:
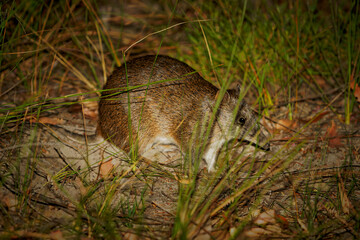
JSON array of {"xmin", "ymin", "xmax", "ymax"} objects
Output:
[{"xmin": 98, "ymin": 55, "xmax": 269, "ymax": 171}]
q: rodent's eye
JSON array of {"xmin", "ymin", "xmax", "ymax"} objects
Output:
[{"xmin": 237, "ymin": 117, "xmax": 246, "ymax": 125}]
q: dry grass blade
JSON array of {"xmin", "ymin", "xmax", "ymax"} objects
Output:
[
  {"xmin": 124, "ymin": 19, "xmax": 210, "ymax": 53},
  {"xmin": 18, "ymin": 22, "xmax": 98, "ymax": 92},
  {"xmin": 81, "ymin": 0, "xmax": 120, "ymax": 66}
]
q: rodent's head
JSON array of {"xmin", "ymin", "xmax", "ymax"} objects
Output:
[{"xmin": 216, "ymin": 84, "xmax": 270, "ymax": 151}]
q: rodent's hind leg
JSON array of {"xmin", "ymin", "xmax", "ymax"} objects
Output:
[{"xmin": 142, "ymin": 136, "xmax": 182, "ymax": 163}]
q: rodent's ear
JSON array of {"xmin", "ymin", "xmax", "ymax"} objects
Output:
[
  {"xmin": 227, "ymin": 81, "xmax": 241, "ymax": 97},
  {"xmin": 215, "ymin": 81, "xmax": 241, "ymax": 102}
]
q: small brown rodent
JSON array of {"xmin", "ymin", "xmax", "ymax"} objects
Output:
[{"xmin": 98, "ymin": 55, "xmax": 270, "ymax": 171}]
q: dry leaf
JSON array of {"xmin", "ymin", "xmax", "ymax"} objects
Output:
[
  {"xmin": 31, "ymin": 117, "xmax": 66, "ymax": 125},
  {"xmin": 307, "ymin": 111, "xmax": 330, "ymax": 123},
  {"xmin": 338, "ymin": 174, "xmax": 353, "ymax": 214},
  {"xmin": 350, "ymin": 78, "xmax": 360, "ymax": 103},
  {"xmin": 313, "ymin": 75, "xmax": 327, "ymax": 87},
  {"xmin": 325, "ymin": 120, "xmax": 343, "ymax": 148},
  {"xmin": 99, "ymin": 159, "xmax": 115, "ymax": 178},
  {"xmin": 274, "ymin": 119, "xmax": 297, "ymax": 130},
  {"xmin": 49, "ymin": 230, "xmax": 65, "ymax": 240}
]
